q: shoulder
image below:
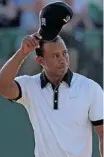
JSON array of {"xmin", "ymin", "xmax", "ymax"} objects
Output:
[
  {"xmin": 73, "ymin": 72, "xmax": 102, "ymax": 91},
  {"xmin": 15, "ymin": 73, "xmax": 41, "ymax": 86}
]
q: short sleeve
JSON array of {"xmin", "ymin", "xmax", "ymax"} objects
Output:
[
  {"xmin": 89, "ymin": 80, "xmax": 103, "ymax": 125},
  {"xmin": 14, "ymin": 75, "xmax": 30, "ymax": 106}
]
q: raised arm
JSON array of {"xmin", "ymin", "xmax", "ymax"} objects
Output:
[{"xmin": 0, "ymin": 33, "xmax": 41, "ymax": 100}]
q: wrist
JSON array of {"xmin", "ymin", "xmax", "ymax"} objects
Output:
[
  {"xmin": 14, "ymin": 49, "xmax": 28, "ymax": 64},
  {"xmin": 17, "ymin": 49, "xmax": 29, "ymax": 58}
]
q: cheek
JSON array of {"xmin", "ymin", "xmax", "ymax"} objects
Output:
[
  {"xmin": 44, "ymin": 59, "xmax": 54, "ymax": 68},
  {"xmin": 65, "ymin": 54, "xmax": 69, "ymax": 63},
  {"xmin": 45, "ymin": 59, "xmax": 58, "ymax": 70}
]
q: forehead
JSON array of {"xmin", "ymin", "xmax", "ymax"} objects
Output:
[{"xmin": 43, "ymin": 39, "xmax": 67, "ymax": 54}]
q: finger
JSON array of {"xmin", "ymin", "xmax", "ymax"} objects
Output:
[
  {"xmin": 29, "ymin": 35, "xmax": 40, "ymax": 48},
  {"xmin": 26, "ymin": 39, "xmax": 40, "ymax": 50},
  {"xmin": 25, "ymin": 41, "xmax": 33, "ymax": 49},
  {"xmin": 27, "ymin": 35, "xmax": 40, "ymax": 48},
  {"xmin": 31, "ymin": 33, "xmax": 42, "ymax": 48},
  {"xmin": 23, "ymin": 40, "xmax": 34, "ymax": 50},
  {"xmin": 25, "ymin": 36, "xmax": 35, "ymax": 48},
  {"xmin": 32, "ymin": 38, "xmax": 40, "ymax": 48},
  {"xmin": 32, "ymin": 32, "xmax": 42, "ymax": 40}
]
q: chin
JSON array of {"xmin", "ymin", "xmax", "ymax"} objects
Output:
[{"xmin": 57, "ymin": 68, "xmax": 67, "ymax": 76}]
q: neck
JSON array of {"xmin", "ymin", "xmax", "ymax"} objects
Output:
[{"xmin": 44, "ymin": 70, "xmax": 65, "ymax": 86}]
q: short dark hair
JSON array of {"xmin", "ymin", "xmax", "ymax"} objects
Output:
[{"xmin": 35, "ymin": 35, "xmax": 63, "ymax": 57}]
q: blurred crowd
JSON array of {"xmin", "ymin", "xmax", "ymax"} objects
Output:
[{"xmin": 0, "ymin": 0, "xmax": 103, "ymax": 87}]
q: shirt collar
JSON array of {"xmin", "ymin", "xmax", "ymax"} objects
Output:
[{"xmin": 40, "ymin": 69, "xmax": 73, "ymax": 88}]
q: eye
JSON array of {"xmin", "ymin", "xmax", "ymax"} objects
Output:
[
  {"xmin": 63, "ymin": 50, "xmax": 68, "ymax": 56},
  {"xmin": 52, "ymin": 54, "xmax": 59, "ymax": 58}
]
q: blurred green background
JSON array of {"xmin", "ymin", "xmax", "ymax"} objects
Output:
[{"xmin": 0, "ymin": 0, "xmax": 103, "ymax": 157}]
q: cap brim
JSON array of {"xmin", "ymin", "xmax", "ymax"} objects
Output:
[{"xmin": 38, "ymin": 25, "xmax": 62, "ymax": 41}]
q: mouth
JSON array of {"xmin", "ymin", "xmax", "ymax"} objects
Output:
[
  {"xmin": 59, "ymin": 62, "xmax": 67, "ymax": 67},
  {"xmin": 58, "ymin": 66, "xmax": 64, "ymax": 69},
  {"xmin": 58, "ymin": 65, "xmax": 66, "ymax": 70}
]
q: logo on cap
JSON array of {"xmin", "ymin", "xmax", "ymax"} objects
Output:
[
  {"xmin": 63, "ymin": 15, "xmax": 70, "ymax": 23},
  {"xmin": 42, "ymin": 18, "xmax": 46, "ymax": 26}
]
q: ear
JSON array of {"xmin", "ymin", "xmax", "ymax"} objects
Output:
[{"xmin": 35, "ymin": 56, "xmax": 44, "ymax": 66}]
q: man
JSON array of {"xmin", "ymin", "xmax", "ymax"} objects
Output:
[{"xmin": 0, "ymin": 32, "xmax": 103, "ymax": 157}]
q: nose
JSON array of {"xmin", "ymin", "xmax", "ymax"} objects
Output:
[{"xmin": 59, "ymin": 54, "xmax": 66, "ymax": 63}]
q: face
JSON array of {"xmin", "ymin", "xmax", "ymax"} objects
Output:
[{"xmin": 36, "ymin": 39, "xmax": 69, "ymax": 77}]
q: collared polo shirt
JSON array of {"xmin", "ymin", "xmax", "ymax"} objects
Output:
[{"xmin": 14, "ymin": 70, "xmax": 103, "ymax": 157}]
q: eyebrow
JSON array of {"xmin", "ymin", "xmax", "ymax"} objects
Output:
[{"xmin": 52, "ymin": 49, "xmax": 68, "ymax": 55}]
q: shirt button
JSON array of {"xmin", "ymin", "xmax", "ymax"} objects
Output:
[
  {"xmin": 54, "ymin": 100, "xmax": 57, "ymax": 103},
  {"xmin": 55, "ymin": 90, "xmax": 57, "ymax": 93}
]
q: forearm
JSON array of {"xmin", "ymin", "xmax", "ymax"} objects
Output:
[
  {"xmin": 99, "ymin": 138, "xmax": 103, "ymax": 157},
  {"xmin": 94, "ymin": 125, "xmax": 103, "ymax": 157},
  {"xmin": 0, "ymin": 49, "xmax": 27, "ymax": 90},
  {"xmin": 0, "ymin": 32, "xmax": 41, "ymax": 92}
]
